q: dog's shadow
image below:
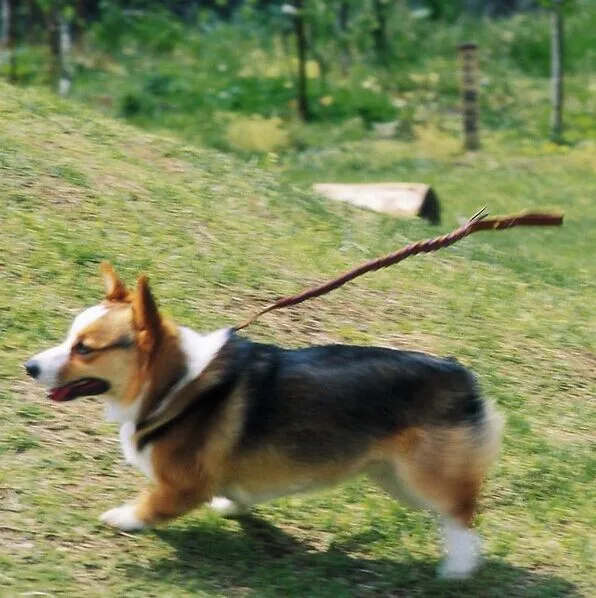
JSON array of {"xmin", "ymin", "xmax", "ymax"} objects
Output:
[{"xmin": 123, "ymin": 514, "xmax": 579, "ymax": 597}]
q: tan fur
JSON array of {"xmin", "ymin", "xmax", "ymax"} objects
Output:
[
  {"xmin": 224, "ymin": 448, "xmax": 369, "ymax": 498},
  {"xmin": 57, "ymin": 306, "xmax": 140, "ymax": 400},
  {"xmin": 132, "ymin": 389, "xmax": 247, "ymax": 525},
  {"xmin": 134, "ymin": 484, "xmax": 206, "ymax": 525},
  {"xmin": 131, "ymin": 275, "xmax": 163, "ymax": 354},
  {"xmin": 133, "ymin": 321, "xmax": 185, "ymax": 423},
  {"xmin": 372, "ymin": 426, "xmax": 423, "ymax": 457},
  {"xmin": 101, "ymin": 262, "xmax": 130, "ymax": 302}
]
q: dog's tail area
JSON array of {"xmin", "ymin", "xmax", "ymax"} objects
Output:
[{"xmin": 468, "ymin": 398, "xmax": 505, "ymax": 475}]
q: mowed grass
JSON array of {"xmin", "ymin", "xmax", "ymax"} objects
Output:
[{"xmin": 1, "ymin": 81, "xmax": 594, "ymax": 597}]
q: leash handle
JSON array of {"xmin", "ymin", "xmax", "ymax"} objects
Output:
[{"xmin": 235, "ymin": 209, "xmax": 564, "ymax": 331}]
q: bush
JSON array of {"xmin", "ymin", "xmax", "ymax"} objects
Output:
[{"xmin": 225, "ymin": 115, "xmax": 290, "ymax": 153}]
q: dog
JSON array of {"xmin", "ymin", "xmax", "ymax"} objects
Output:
[{"xmin": 25, "ymin": 262, "xmax": 503, "ymax": 579}]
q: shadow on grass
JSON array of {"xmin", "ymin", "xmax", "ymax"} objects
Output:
[{"xmin": 122, "ymin": 514, "xmax": 580, "ymax": 597}]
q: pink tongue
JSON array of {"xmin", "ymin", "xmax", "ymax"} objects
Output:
[{"xmin": 49, "ymin": 386, "xmax": 72, "ymax": 402}]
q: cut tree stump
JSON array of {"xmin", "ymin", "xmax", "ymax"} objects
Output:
[{"xmin": 313, "ymin": 182, "xmax": 441, "ymax": 224}]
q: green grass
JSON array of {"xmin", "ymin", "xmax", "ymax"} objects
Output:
[{"xmin": 0, "ymin": 79, "xmax": 594, "ymax": 598}]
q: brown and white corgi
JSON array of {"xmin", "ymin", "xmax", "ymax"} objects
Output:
[{"xmin": 25, "ymin": 263, "xmax": 503, "ymax": 579}]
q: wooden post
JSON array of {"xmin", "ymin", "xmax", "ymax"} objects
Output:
[
  {"xmin": 550, "ymin": 0, "xmax": 564, "ymax": 142},
  {"xmin": 458, "ymin": 42, "xmax": 480, "ymax": 151}
]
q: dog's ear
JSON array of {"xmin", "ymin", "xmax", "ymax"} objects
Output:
[
  {"xmin": 100, "ymin": 262, "xmax": 129, "ymax": 302},
  {"xmin": 132, "ymin": 275, "xmax": 162, "ymax": 353}
]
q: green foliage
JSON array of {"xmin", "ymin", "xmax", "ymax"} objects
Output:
[
  {"xmin": 6, "ymin": 0, "xmax": 595, "ymax": 138},
  {"xmin": 92, "ymin": 2, "xmax": 184, "ymax": 53},
  {"xmin": 311, "ymin": 85, "xmax": 397, "ymax": 125},
  {"xmin": 503, "ymin": 6, "xmax": 596, "ymax": 77},
  {"xmin": 536, "ymin": 0, "xmax": 577, "ymax": 10}
]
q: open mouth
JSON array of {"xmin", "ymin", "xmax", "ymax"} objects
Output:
[{"xmin": 48, "ymin": 378, "xmax": 110, "ymax": 402}]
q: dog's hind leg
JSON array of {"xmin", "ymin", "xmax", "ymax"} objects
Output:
[
  {"xmin": 370, "ymin": 446, "xmax": 484, "ymax": 579},
  {"xmin": 368, "ymin": 458, "xmax": 482, "ymax": 579},
  {"xmin": 371, "ymin": 411, "xmax": 502, "ymax": 579},
  {"xmin": 367, "ymin": 461, "xmax": 423, "ymax": 510}
]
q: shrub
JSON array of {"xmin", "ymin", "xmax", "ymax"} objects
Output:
[{"xmin": 225, "ymin": 115, "xmax": 290, "ymax": 153}]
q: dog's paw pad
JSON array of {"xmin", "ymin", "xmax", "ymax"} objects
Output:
[
  {"xmin": 209, "ymin": 497, "xmax": 246, "ymax": 518},
  {"xmin": 100, "ymin": 505, "xmax": 145, "ymax": 531}
]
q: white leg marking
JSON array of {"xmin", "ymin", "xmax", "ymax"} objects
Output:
[
  {"xmin": 438, "ymin": 519, "xmax": 482, "ymax": 579},
  {"xmin": 209, "ymin": 497, "xmax": 247, "ymax": 518},
  {"xmin": 100, "ymin": 504, "xmax": 146, "ymax": 531}
]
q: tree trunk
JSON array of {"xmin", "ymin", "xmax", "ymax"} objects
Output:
[
  {"xmin": 45, "ymin": 1, "xmax": 72, "ymax": 94},
  {"xmin": 550, "ymin": 0, "xmax": 564, "ymax": 142},
  {"xmin": 47, "ymin": 3, "xmax": 60, "ymax": 83},
  {"xmin": 306, "ymin": 26, "xmax": 329, "ymax": 94},
  {"xmin": 338, "ymin": 1, "xmax": 350, "ymax": 75},
  {"xmin": 73, "ymin": 0, "xmax": 85, "ymax": 53},
  {"xmin": 372, "ymin": 0, "xmax": 389, "ymax": 65},
  {"xmin": 57, "ymin": 6, "xmax": 72, "ymax": 95},
  {"xmin": 293, "ymin": 0, "xmax": 310, "ymax": 121},
  {"xmin": 2, "ymin": 0, "xmax": 17, "ymax": 82},
  {"xmin": 26, "ymin": 0, "xmax": 36, "ymax": 44},
  {"xmin": 1, "ymin": 0, "xmax": 8, "ymax": 52}
]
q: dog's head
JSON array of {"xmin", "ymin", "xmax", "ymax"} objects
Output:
[{"xmin": 25, "ymin": 263, "xmax": 166, "ymax": 408}]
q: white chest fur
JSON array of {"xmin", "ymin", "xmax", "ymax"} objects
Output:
[{"xmin": 119, "ymin": 421, "xmax": 155, "ymax": 481}]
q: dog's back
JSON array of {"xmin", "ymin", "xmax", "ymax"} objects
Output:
[{"xmin": 236, "ymin": 341, "xmax": 487, "ymax": 464}]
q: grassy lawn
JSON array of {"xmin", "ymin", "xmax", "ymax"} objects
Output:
[{"xmin": 0, "ymin": 80, "xmax": 594, "ymax": 597}]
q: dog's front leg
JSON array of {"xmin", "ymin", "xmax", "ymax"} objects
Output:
[{"xmin": 100, "ymin": 485, "xmax": 205, "ymax": 532}]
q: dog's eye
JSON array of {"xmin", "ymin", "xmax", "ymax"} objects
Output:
[{"xmin": 73, "ymin": 341, "xmax": 93, "ymax": 356}]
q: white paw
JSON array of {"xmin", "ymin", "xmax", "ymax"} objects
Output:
[
  {"xmin": 100, "ymin": 504, "xmax": 146, "ymax": 531},
  {"xmin": 438, "ymin": 522, "xmax": 481, "ymax": 579},
  {"xmin": 209, "ymin": 497, "xmax": 247, "ymax": 518},
  {"xmin": 437, "ymin": 554, "xmax": 481, "ymax": 579}
]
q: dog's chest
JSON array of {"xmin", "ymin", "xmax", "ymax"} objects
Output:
[{"xmin": 119, "ymin": 421, "xmax": 155, "ymax": 481}]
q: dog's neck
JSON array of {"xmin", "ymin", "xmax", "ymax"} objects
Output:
[{"xmin": 104, "ymin": 326, "xmax": 232, "ymax": 426}]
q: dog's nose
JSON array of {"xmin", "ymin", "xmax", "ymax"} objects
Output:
[{"xmin": 24, "ymin": 360, "xmax": 41, "ymax": 379}]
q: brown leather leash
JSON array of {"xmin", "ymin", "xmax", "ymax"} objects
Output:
[{"xmin": 235, "ymin": 208, "xmax": 564, "ymax": 331}]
